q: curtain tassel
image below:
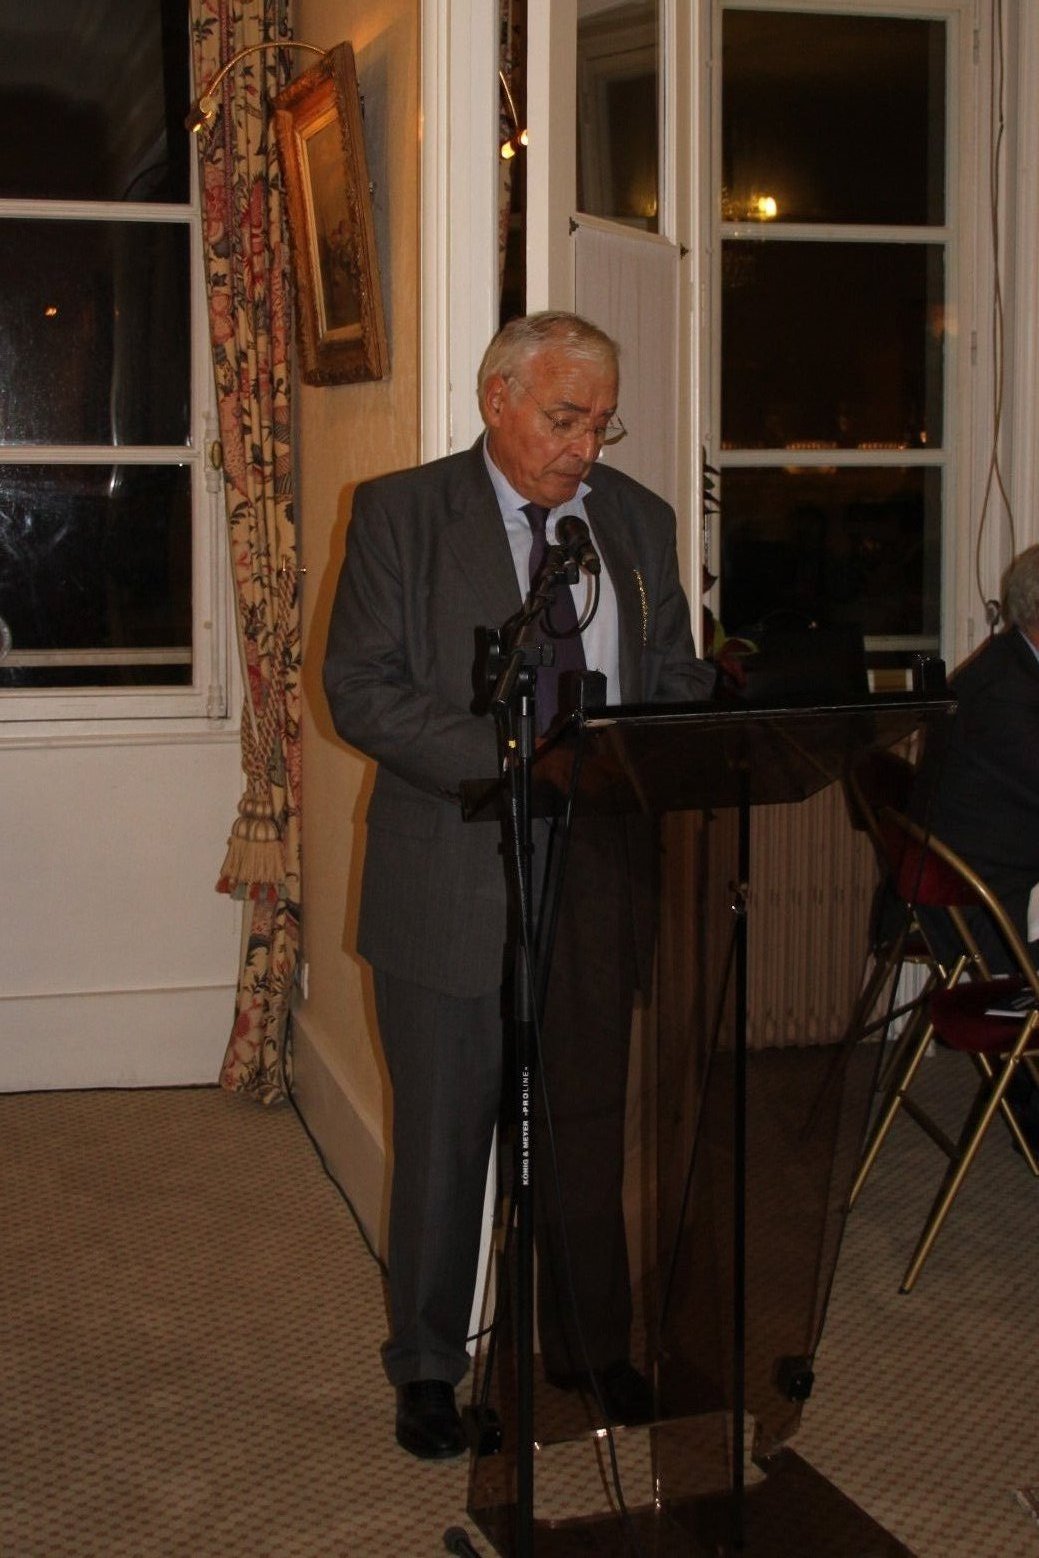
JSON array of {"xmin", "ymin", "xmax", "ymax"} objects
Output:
[{"xmin": 216, "ymin": 783, "xmax": 285, "ymax": 901}]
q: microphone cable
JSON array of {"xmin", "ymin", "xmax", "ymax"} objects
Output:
[{"xmin": 498, "ymin": 709, "xmax": 649, "ymax": 1558}]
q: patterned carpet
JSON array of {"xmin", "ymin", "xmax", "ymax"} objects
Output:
[{"xmin": 1, "ymin": 1051, "xmax": 1036, "ymax": 1556}]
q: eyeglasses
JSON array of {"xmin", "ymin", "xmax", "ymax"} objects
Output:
[{"xmin": 514, "ymin": 380, "xmax": 627, "ymax": 447}]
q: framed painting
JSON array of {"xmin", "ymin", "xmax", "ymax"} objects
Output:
[{"xmin": 274, "ymin": 42, "xmax": 389, "ymax": 385}]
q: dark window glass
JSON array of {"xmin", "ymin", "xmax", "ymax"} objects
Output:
[
  {"xmin": 577, "ymin": 0, "xmax": 659, "ymax": 230},
  {"xmin": 0, "ymin": 464, "xmax": 192, "ymax": 688},
  {"xmin": 0, "ymin": 220, "xmax": 191, "ymax": 447},
  {"xmin": 722, "ymin": 241, "xmax": 944, "ymax": 450},
  {"xmin": 719, "ymin": 466, "xmax": 941, "ymax": 644},
  {"xmin": 0, "ymin": 0, "xmax": 190, "ymax": 203},
  {"xmin": 722, "ymin": 11, "xmax": 945, "ymax": 225}
]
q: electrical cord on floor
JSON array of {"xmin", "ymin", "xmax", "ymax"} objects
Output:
[{"xmin": 283, "ymin": 1030, "xmax": 388, "ymax": 1282}]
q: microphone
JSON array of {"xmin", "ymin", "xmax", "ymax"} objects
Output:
[{"xmin": 555, "ymin": 514, "xmax": 601, "ymax": 576}]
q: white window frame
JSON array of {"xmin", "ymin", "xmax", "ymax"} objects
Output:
[
  {"xmin": 962, "ymin": 0, "xmax": 1039, "ymax": 659},
  {"xmin": 0, "ymin": 128, "xmax": 232, "ymax": 732},
  {"xmin": 703, "ymin": 0, "xmax": 989, "ymax": 671}
]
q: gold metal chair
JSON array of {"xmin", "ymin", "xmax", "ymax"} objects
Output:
[{"xmin": 847, "ymin": 808, "xmax": 1039, "ymax": 1291}]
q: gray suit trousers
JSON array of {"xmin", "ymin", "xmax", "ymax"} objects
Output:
[
  {"xmin": 374, "ymin": 970, "xmax": 503, "ymax": 1387},
  {"xmin": 375, "ymin": 812, "xmax": 640, "ymax": 1389}
]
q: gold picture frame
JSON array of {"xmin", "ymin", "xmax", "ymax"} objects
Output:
[{"xmin": 274, "ymin": 42, "xmax": 389, "ymax": 385}]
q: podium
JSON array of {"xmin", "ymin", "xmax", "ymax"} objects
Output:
[{"xmin": 462, "ymin": 693, "xmax": 954, "ymax": 1557}]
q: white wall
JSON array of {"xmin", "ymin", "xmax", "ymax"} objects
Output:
[{"xmin": 0, "ymin": 733, "xmax": 242, "ymax": 1089}]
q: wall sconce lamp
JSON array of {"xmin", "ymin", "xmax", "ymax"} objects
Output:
[
  {"xmin": 186, "ymin": 40, "xmax": 327, "ymax": 134},
  {"xmin": 499, "ymin": 70, "xmax": 527, "ymax": 161}
]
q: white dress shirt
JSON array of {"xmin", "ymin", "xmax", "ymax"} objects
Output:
[{"xmin": 483, "ymin": 442, "xmax": 622, "ymax": 704}]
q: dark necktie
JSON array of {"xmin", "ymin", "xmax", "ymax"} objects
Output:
[{"xmin": 523, "ymin": 502, "xmax": 586, "ymax": 732}]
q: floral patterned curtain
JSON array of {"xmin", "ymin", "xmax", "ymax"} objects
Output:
[{"xmin": 190, "ymin": 0, "xmax": 302, "ymax": 1105}]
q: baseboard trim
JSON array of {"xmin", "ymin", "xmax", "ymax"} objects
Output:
[
  {"xmin": 0, "ymin": 985, "xmax": 236, "ymax": 1091},
  {"xmin": 289, "ymin": 1007, "xmax": 389, "ymax": 1261}
]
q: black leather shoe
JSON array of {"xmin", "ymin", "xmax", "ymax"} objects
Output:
[
  {"xmin": 545, "ymin": 1359, "xmax": 656, "ymax": 1426},
  {"xmin": 395, "ymin": 1379, "xmax": 467, "ymax": 1460}
]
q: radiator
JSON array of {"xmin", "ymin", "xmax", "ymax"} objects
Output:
[
  {"xmin": 747, "ymin": 784, "xmax": 876, "ymax": 1048},
  {"xmin": 658, "ymin": 784, "xmax": 878, "ymax": 1055}
]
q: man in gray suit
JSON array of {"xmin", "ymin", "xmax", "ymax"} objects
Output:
[{"xmin": 324, "ymin": 311, "xmax": 714, "ymax": 1458}]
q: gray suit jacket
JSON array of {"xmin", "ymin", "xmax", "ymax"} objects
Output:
[{"xmin": 323, "ymin": 438, "xmax": 714, "ymax": 996}]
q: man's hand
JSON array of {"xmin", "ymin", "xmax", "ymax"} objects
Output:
[{"xmin": 714, "ymin": 637, "xmax": 755, "ymax": 696}]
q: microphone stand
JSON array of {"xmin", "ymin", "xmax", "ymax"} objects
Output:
[
  {"xmin": 443, "ymin": 1527, "xmax": 482, "ymax": 1556},
  {"xmin": 480, "ymin": 543, "xmax": 581, "ymax": 1558}
]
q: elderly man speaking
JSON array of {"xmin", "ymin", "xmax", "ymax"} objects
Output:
[{"xmin": 324, "ymin": 311, "xmax": 714, "ymax": 1459}]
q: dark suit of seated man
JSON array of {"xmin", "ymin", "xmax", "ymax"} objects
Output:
[
  {"xmin": 323, "ymin": 310, "xmax": 715, "ymax": 1458},
  {"xmin": 911, "ymin": 544, "xmax": 1039, "ymax": 1147}
]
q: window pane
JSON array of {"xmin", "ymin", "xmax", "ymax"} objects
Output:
[
  {"xmin": 577, "ymin": 0, "xmax": 659, "ymax": 230},
  {"xmin": 722, "ymin": 10, "xmax": 945, "ymax": 225},
  {"xmin": 0, "ymin": 464, "xmax": 192, "ymax": 688},
  {"xmin": 718, "ymin": 466, "xmax": 941, "ymax": 646},
  {"xmin": 722, "ymin": 241, "xmax": 944, "ymax": 450},
  {"xmin": 0, "ymin": 220, "xmax": 191, "ymax": 447},
  {"xmin": 0, "ymin": 0, "xmax": 189, "ymax": 203}
]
